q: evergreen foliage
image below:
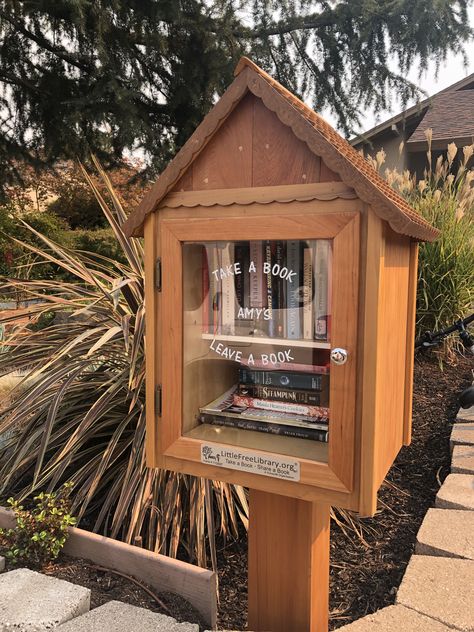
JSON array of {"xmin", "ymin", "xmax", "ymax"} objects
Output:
[{"xmin": 0, "ymin": 1, "xmax": 471, "ymax": 192}]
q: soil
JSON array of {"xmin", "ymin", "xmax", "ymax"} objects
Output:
[
  {"xmin": 0, "ymin": 352, "xmax": 471, "ymax": 630},
  {"xmin": 216, "ymin": 351, "xmax": 473, "ymax": 630}
]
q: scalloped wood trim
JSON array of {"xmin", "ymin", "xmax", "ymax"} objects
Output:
[
  {"xmin": 159, "ymin": 182, "xmax": 357, "ymax": 209},
  {"xmin": 123, "ymin": 59, "xmax": 438, "ymax": 243}
]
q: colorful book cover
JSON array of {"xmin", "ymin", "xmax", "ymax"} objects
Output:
[{"xmin": 233, "ymin": 394, "xmax": 329, "ymax": 418}]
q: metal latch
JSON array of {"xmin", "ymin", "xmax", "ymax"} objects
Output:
[
  {"xmin": 155, "ymin": 258, "xmax": 162, "ymax": 291},
  {"xmin": 155, "ymin": 385, "xmax": 162, "ymax": 416}
]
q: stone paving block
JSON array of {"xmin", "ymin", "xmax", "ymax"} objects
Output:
[
  {"xmin": 436, "ymin": 474, "xmax": 474, "ymax": 511},
  {"xmin": 397, "ymin": 555, "xmax": 474, "ymax": 630},
  {"xmin": 457, "ymin": 405, "xmax": 474, "ymax": 423},
  {"xmin": 415, "ymin": 508, "xmax": 474, "ymax": 559},
  {"xmin": 56, "ymin": 600, "xmax": 199, "ymax": 632},
  {"xmin": 335, "ymin": 604, "xmax": 454, "ymax": 631},
  {"xmin": 452, "ymin": 445, "xmax": 474, "ymax": 474},
  {"xmin": 0, "ymin": 568, "xmax": 90, "ymax": 631},
  {"xmin": 450, "ymin": 423, "xmax": 474, "ymax": 449}
]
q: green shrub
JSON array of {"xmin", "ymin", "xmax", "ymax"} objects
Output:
[{"xmin": 0, "ymin": 483, "xmax": 76, "ymax": 566}]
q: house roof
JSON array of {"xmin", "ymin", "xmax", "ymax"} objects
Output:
[
  {"xmin": 351, "ymin": 73, "xmax": 474, "ymax": 148},
  {"xmin": 407, "ymin": 90, "xmax": 474, "ymax": 145},
  {"xmin": 123, "ymin": 57, "xmax": 438, "ymax": 242}
]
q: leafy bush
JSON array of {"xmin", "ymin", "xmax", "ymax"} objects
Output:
[
  {"xmin": 370, "ymin": 135, "xmax": 474, "ymax": 343},
  {"xmin": 0, "ymin": 159, "xmax": 247, "ymax": 568},
  {"xmin": 0, "ymin": 483, "xmax": 76, "ymax": 566}
]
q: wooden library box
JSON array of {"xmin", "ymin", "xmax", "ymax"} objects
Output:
[{"xmin": 124, "ymin": 58, "xmax": 438, "ymax": 516}]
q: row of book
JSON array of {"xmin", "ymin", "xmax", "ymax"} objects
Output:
[
  {"xmin": 202, "ymin": 240, "xmax": 332, "ymax": 340},
  {"xmin": 199, "ymin": 368, "xmax": 330, "ymax": 443}
]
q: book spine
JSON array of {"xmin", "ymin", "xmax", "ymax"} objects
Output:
[
  {"xmin": 286, "ymin": 240, "xmax": 301, "ymax": 339},
  {"xmin": 303, "ymin": 245, "xmax": 313, "ymax": 339},
  {"xmin": 314, "ymin": 240, "xmax": 330, "ymax": 340},
  {"xmin": 233, "ymin": 394, "xmax": 329, "ymax": 418},
  {"xmin": 275, "ymin": 241, "xmax": 285, "ymax": 337},
  {"xmin": 202, "ymin": 247, "xmax": 210, "ymax": 333},
  {"xmin": 250, "ymin": 241, "xmax": 264, "ymax": 308},
  {"xmin": 201, "ymin": 414, "xmax": 329, "ymax": 442},
  {"xmin": 240, "ymin": 358, "xmax": 329, "ymax": 374},
  {"xmin": 220, "ymin": 243, "xmax": 235, "ymax": 335},
  {"xmin": 264, "ymin": 241, "xmax": 274, "ymax": 336},
  {"xmin": 206, "ymin": 244, "xmax": 217, "ymax": 335},
  {"xmin": 239, "ymin": 368, "xmax": 327, "ymax": 391},
  {"xmin": 237, "ymin": 384, "xmax": 327, "ymax": 406}
]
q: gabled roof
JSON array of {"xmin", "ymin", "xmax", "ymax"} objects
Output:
[
  {"xmin": 123, "ymin": 57, "xmax": 438, "ymax": 242},
  {"xmin": 407, "ymin": 90, "xmax": 474, "ymax": 145},
  {"xmin": 351, "ymin": 72, "xmax": 474, "ymax": 147}
]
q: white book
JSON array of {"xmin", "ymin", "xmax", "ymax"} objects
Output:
[
  {"xmin": 303, "ymin": 245, "xmax": 313, "ymax": 339},
  {"xmin": 249, "ymin": 241, "xmax": 264, "ymax": 308},
  {"xmin": 220, "ymin": 243, "xmax": 236, "ymax": 335},
  {"xmin": 314, "ymin": 240, "xmax": 330, "ymax": 340}
]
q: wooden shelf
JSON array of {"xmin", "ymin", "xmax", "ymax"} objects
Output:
[
  {"xmin": 201, "ymin": 333, "xmax": 331, "ymax": 349},
  {"xmin": 185, "ymin": 424, "xmax": 329, "ymax": 463}
]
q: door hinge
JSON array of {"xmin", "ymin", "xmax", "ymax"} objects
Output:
[
  {"xmin": 155, "ymin": 385, "xmax": 162, "ymax": 416},
  {"xmin": 155, "ymin": 258, "xmax": 162, "ymax": 292}
]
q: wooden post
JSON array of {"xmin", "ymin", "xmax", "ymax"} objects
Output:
[{"xmin": 248, "ymin": 489, "xmax": 330, "ymax": 632}]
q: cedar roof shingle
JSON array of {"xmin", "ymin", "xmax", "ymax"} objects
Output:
[{"xmin": 123, "ymin": 57, "xmax": 438, "ymax": 242}]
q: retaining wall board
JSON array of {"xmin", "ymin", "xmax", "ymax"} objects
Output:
[
  {"xmin": 56, "ymin": 600, "xmax": 199, "ymax": 632},
  {"xmin": 452, "ymin": 445, "xmax": 474, "ymax": 475},
  {"xmin": 435, "ymin": 474, "xmax": 474, "ymax": 511},
  {"xmin": 0, "ymin": 568, "xmax": 90, "ymax": 631},
  {"xmin": 334, "ymin": 604, "xmax": 455, "ymax": 631},
  {"xmin": 396, "ymin": 555, "xmax": 474, "ymax": 631},
  {"xmin": 0, "ymin": 506, "xmax": 217, "ymax": 628},
  {"xmin": 457, "ymin": 406, "xmax": 474, "ymax": 423},
  {"xmin": 415, "ymin": 508, "xmax": 474, "ymax": 560},
  {"xmin": 450, "ymin": 423, "xmax": 474, "ymax": 450}
]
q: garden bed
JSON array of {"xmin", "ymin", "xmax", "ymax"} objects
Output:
[{"xmin": 216, "ymin": 352, "xmax": 473, "ymax": 630}]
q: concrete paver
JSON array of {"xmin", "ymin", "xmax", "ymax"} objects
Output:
[
  {"xmin": 397, "ymin": 555, "xmax": 474, "ymax": 631},
  {"xmin": 0, "ymin": 568, "xmax": 90, "ymax": 631},
  {"xmin": 452, "ymin": 445, "xmax": 474, "ymax": 474},
  {"xmin": 415, "ymin": 508, "xmax": 474, "ymax": 559},
  {"xmin": 435, "ymin": 474, "xmax": 474, "ymax": 511},
  {"xmin": 450, "ymin": 423, "xmax": 474, "ymax": 449},
  {"xmin": 56, "ymin": 600, "xmax": 199, "ymax": 632},
  {"xmin": 335, "ymin": 604, "xmax": 456, "ymax": 631}
]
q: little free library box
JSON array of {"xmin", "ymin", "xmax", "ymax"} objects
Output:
[{"xmin": 124, "ymin": 57, "xmax": 438, "ymax": 631}]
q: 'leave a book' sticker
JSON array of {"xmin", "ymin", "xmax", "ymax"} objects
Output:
[{"xmin": 201, "ymin": 444, "xmax": 300, "ymax": 481}]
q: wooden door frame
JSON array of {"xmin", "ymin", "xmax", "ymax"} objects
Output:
[{"xmin": 151, "ymin": 208, "xmax": 360, "ymax": 500}]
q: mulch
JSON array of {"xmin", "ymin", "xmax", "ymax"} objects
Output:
[{"xmin": 0, "ymin": 351, "xmax": 472, "ymax": 630}]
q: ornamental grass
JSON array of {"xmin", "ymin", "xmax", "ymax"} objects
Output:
[{"xmin": 0, "ymin": 158, "xmax": 248, "ymax": 568}]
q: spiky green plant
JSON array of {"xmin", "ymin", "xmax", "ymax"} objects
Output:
[{"xmin": 0, "ymin": 159, "xmax": 248, "ymax": 568}]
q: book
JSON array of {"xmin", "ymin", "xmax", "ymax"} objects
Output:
[
  {"xmin": 314, "ymin": 240, "xmax": 330, "ymax": 340},
  {"xmin": 200, "ymin": 415, "xmax": 329, "ymax": 442},
  {"xmin": 202, "ymin": 246, "xmax": 210, "ymax": 333},
  {"xmin": 303, "ymin": 244, "xmax": 313, "ymax": 339},
  {"xmin": 274, "ymin": 241, "xmax": 285, "ymax": 337},
  {"xmin": 233, "ymin": 393, "xmax": 329, "ymax": 418},
  {"xmin": 264, "ymin": 241, "xmax": 274, "ymax": 336},
  {"xmin": 220, "ymin": 243, "xmax": 236, "ymax": 335},
  {"xmin": 286, "ymin": 240, "xmax": 301, "ymax": 339},
  {"xmin": 200, "ymin": 386, "xmax": 329, "ymax": 428},
  {"xmin": 239, "ymin": 367, "xmax": 329, "ymax": 391},
  {"xmin": 205, "ymin": 243, "xmax": 219, "ymax": 334},
  {"xmin": 240, "ymin": 357, "xmax": 329, "ymax": 374},
  {"xmin": 238, "ymin": 383, "xmax": 329, "ymax": 407},
  {"xmin": 249, "ymin": 241, "xmax": 264, "ymax": 308}
]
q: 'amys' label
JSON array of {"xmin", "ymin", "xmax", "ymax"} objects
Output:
[{"xmin": 201, "ymin": 444, "xmax": 300, "ymax": 481}]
